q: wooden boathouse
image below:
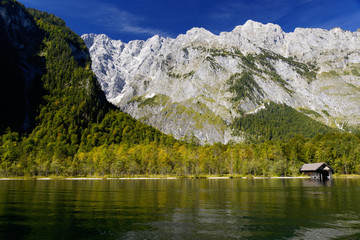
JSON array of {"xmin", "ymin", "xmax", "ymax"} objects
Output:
[{"xmin": 299, "ymin": 162, "xmax": 334, "ymax": 180}]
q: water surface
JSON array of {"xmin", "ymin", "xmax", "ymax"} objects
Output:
[{"xmin": 0, "ymin": 178, "xmax": 359, "ymax": 240}]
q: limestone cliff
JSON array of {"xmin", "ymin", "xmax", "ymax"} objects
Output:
[{"xmin": 82, "ymin": 21, "xmax": 360, "ymax": 143}]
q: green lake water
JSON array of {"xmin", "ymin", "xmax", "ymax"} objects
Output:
[{"xmin": 0, "ymin": 178, "xmax": 360, "ymax": 240}]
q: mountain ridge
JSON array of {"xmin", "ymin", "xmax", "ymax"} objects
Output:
[{"xmin": 82, "ymin": 20, "xmax": 360, "ymax": 144}]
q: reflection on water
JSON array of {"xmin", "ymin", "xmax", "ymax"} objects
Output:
[
  {"xmin": 0, "ymin": 178, "xmax": 360, "ymax": 240},
  {"xmin": 291, "ymin": 212, "xmax": 360, "ymax": 240},
  {"xmin": 301, "ymin": 178, "xmax": 334, "ymax": 187}
]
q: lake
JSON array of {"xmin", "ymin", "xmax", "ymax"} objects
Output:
[{"xmin": 0, "ymin": 178, "xmax": 360, "ymax": 240}]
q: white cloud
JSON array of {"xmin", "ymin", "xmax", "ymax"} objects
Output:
[
  {"xmin": 209, "ymin": 0, "xmax": 293, "ymax": 23},
  {"xmin": 27, "ymin": 0, "xmax": 168, "ymax": 38},
  {"xmin": 316, "ymin": 12, "xmax": 360, "ymax": 31},
  {"xmin": 84, "ymin": 3, "xmax": 166, "ymax": 37}
]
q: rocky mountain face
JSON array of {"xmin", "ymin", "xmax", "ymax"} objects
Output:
[
  {"xmin": 82, "ymin": 20, "xmax": 360, "ymax": 144},
  {"xmin": 0, "ymin": 1, "xmax": 44, "ymax": 132}
]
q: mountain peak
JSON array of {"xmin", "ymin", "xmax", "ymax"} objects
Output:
[
  {"xmin": 242, "ymin": 19, "xmax": 266, "ymax": 29},
  {"xmin": 231, "ymin": 20, "xmax": 283, "ymax": 34},
  {"xmin": 185, "ymin": 27, "xmax": 215, "ymax": 38}
]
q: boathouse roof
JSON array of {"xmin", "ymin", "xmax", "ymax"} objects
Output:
[{"xmin": 299, "ymin": 162, "xmax": 334, "ymax": 173}]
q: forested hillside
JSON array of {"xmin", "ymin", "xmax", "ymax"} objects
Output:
[
  {"xmin": 0, "ymin": 0, "xmax": 359, "ymax": 177},
  {"xmin": 232, "ymin": 102, "xmax": 336, "ymax": 142},
  {"xmin": 0, "ymin": 0, "xmax": 175, "ymax": 176}
]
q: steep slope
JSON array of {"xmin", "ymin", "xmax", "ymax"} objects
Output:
[
  {"xmin": 83, "ymin": 21, "xmax": 360, "ymax": 143},
  {"xmin": 0, "ymin": 0, "xmax": 176, "ymax": 176},
  {"xmin": 0, "ymin": 0, "xmax": 44, "ymax": 132}
]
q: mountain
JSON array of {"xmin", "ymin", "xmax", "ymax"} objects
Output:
[
  {"xmin": 0, "ymin": 0, "xmax": 175, "ymax": 176},
  {"xmin": 0, "ymin": 0, "xmax": 109, "ymax": 134},
  {"xmin": 82, "ymin": 21, "xmax": 360, "ymax": 144}
]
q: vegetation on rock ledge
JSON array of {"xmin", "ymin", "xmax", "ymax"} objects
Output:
[{"xmin": 232, "ymin": 102, "xmax": 336, "ymax": 142}]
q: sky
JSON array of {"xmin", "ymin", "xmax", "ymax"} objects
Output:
[{"xmin": 20, "ymin": 0, "xmax": 360, "ymax": 42}]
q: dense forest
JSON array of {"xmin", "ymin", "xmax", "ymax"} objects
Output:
[
  {"xmin": 232, "ymin": 102, "xmax": 336, "ymax": 142},
  {"xmin": 0, "ymin": 1, "xmax": 359, "ymax": 177},
  {"xmin": 2, "ymin": 130, "xmax": 360, "ymax": 177}
]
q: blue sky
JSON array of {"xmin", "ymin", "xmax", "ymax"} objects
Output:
[{"xmin": 20, "ymin": 0, "xmax": 360, "ymax": 42}]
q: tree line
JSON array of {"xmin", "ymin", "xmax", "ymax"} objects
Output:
[{"xmin": 1, "ymin": 131, "xmax": 360, "ymax": 177}]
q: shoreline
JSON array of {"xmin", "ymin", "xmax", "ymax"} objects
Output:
[
  {"xmin": 0, "ymin": 176, "xmax": 311, "ymax": 180},
  {"xmin": 1, "ymin": 175, "xmax": 359, "ymax": 180}
]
